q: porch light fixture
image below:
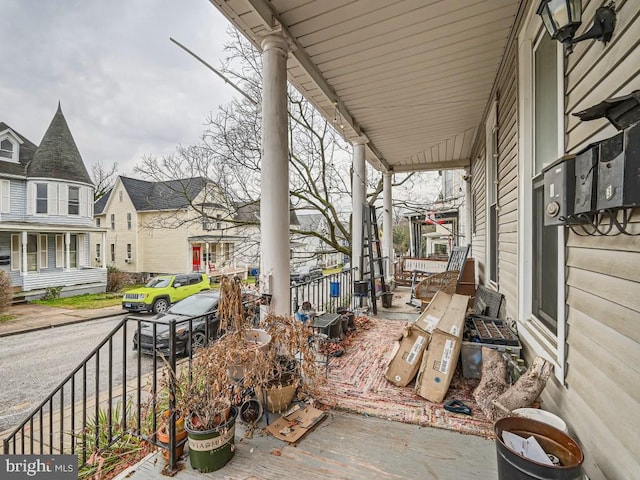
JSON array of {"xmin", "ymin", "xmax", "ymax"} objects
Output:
[{"xmin": 537, "ymin": 1, "xmax": 616, "ymax": 53}]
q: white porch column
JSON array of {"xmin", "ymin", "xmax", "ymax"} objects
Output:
[
  {"xmin": 205, "ymin": 242, "xmax": 210, "ymax": 272},
  {"xmin": 383, "ymin": 172, "xmax": 394, "ymax": 283},
  {"xmin": 101, "ymin": 232, "xmax": 107, "ymax": 268},
  {"xmin": 260, "ymin": 32, "xmax": 290, "ymax": 316},
  {"xmin": 65, "ymin": 232, "xmax": 71, "ymax": 271},
  {"xmin": 21, "ymin": 231, "xmax": 27, "ymax": 274},
  {"xmin": 351, "ymin": 137, "xmax": 368, "ymax": 281}
]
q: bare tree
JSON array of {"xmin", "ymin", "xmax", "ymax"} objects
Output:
[
  {"xmin": 91, "ymin": 161, "xmax": 119, "ymax": 200},
  {"xmin": 135, "ymin": 29, "xmax": 442, "ymax": 262}
]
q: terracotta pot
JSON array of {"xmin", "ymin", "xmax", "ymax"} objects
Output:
[{"xmin": 157, "ymin": 422, "xmax": 188, "ymax": 460}]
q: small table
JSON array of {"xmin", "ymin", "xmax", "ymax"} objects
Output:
[{"xmin": 310, "ymin": 313, "xmax": 341, "ymax": 337}]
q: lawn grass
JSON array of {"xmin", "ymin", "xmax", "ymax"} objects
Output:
[
  {"xmin": 32, "ymin": 293, "xmax": 124, "ymax": 309},
  {"xmin": 0, "ymin": 314, "xmax": 16, "ymax": 323}
]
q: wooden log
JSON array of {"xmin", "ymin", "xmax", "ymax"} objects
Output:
[{"xmin": 473, "ymin": 347, "xmax": 553, "ymax": 421}]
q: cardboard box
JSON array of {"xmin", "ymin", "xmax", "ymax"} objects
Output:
[
  {"xmin": 266, "ymin": 405, "xmax": 326, "ymax": 443},
  {"xmin": 413, "ymin": 291, "xmax": 452, "ymax": 334},
  {"xmin": 415, "ymin": 293, "xmax": 470, "ymax": 402},
  {"xmin": 384, "ymin": 325, "xmax": 431, "ymax": 387}
]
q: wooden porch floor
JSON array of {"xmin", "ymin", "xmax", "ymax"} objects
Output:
[
  {"xmin": 116, "ymin": 410, "xmax": 498, "ymax": 480},
  {"xmin": 116, "ymin": 288, "xmax": 498, "ymax": 479}
]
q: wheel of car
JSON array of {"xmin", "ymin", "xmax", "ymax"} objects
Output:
[
  {"xmin": 187, "ymin": 331, "xmax": 207, "ymax": 355},
  {"xmin": 152, "ymin": 298, "xmax": 169, "ymax": 314},
  {"xmin": 303, "ymin": 275, "xmax": 310, "ymax": 282}
]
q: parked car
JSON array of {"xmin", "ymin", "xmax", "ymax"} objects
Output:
[
  {"xmin": 290, "ymin": 265, "xmax": 323, "ymax": 285},
  {"xmin": 131, "ymin": 289, "xmax": 260, "ymax": 356},
  {"xmin": 122, "ymin": 273, "xmax": 210, "ymax": 314}
]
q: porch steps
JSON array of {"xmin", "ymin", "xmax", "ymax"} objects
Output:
[{"xmin": 11, "ymin": 288, "xmax": 27, "ymax": 306}]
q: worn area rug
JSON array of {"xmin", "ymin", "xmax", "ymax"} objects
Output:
[{"xmin": 317, "ymin": 317, "xmax": 494, "ymax": 438}]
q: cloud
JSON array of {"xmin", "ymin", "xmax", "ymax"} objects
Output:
[{"xmin": 0, "ymin": 0, "xmax": 236, "ymax": 176}]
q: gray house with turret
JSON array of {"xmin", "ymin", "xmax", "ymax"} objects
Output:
[{"xmin": 0, "ymin": 104, "xmax": 106, "ymax": 298}]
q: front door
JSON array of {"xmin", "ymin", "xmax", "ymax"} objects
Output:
[{"xmin": 192, "ymin": 246, "xmax": 201, "ymax": 272}]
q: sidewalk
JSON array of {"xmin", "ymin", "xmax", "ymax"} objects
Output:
[
  {"xmin": 0, "ymin": 286, "xmax": 419, "ymax": 338},
  {"xmin": 0, "ymin": 303, "xmax": 126, "ymax": 337}
]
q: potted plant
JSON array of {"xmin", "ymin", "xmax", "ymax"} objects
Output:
[{"xmin": 173, "ymin": 277, "xmax": 327, "ymax": 471}]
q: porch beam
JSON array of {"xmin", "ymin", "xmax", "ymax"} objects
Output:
[{"xmin": 390, "ymin": 158, "xmax": 471, "ymax": 173}]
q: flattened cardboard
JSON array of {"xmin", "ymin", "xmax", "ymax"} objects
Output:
[
  {"xmin": 266, "ymin": 405, "xmax": 326, "ymax": 443},
  {"xmin": 413, "ymin": 291, "xmax": 452, "ymax": 334},
  {"xmin": 415, "ymin": 294, "xmax": 470, "ymax": 402},
  {"xmin": 384, "ymin": 325, "xmax": 431, "ymax": 387}
]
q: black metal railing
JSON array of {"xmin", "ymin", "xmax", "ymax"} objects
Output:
[
  {"xmin": 1, "ymin": 314, "xmax": 217, "ymax": 473},
  {"xmin": 289, "ymin": 269, "xmax": 355, "ymax": 315},
  {"xmin": 2, "ymin": 270, "xmax": 356, "ymax": 475}
]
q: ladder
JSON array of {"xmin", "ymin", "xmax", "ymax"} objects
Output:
[{"xmin": 360, "ymin": 204, "xmax": 387, "ymax": 314}]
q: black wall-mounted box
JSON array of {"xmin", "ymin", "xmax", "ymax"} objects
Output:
[
  {"xmin": 543, "ymin": 156, "xmax": 575, "ymax": 226},
  {"xmin": 597, "ymin": 122, "xmax": 640, "ymax": 210},
  {"xmin": 574, "ymin": 145, "xmax": 599, "ymax": 214}
]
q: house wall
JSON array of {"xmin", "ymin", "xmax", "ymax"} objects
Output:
[
  {"xmin": 548, "ymin": 1, "xmax": 640, "ymax": 478},
  {"xmin": 469, "ymin": 1, "xmax": 640, "ymax": 478},
  {"xmin": 91, "ymin": 180, "xmax": 139, "ymax": 272},
  {"xmin": 3, "ymin": 179, "xmax": 26, "ymax": 222},
  {"xmin": 138, "ymin": 211, "xmax": 190, "ymax": 275}
]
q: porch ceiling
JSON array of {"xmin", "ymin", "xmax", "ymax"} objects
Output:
[{"xmin": 209, "ymin": 0, "xmax": 522, "ymax": 173}]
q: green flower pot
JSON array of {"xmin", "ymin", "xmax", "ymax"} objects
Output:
[{"xmin": 185, "ymin": 406, "xmax": 238, "ymax": 473}]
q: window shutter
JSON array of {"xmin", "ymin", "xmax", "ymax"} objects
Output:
[
  {"xmin": 49, "ymin": 183, "xmax": 58, "ymax": 215},
  {"xmin": 80, "ymin": 187, "xmax": 89, "ymax": 217},
  {"xmin": 0, "ymin": 179, "xmax": 9, "ymax": 213},
  {"xmin": 78, "ymin": 233, "xmax": 87, "ymax": 266},
  {"xmin": 27, "ymin": 182, "xmax": 34, "ymax": 215},
  {"xmin": 59, "ymin": 185, "xmax": 68, "ymax": 215}
]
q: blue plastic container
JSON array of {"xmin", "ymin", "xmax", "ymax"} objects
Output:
[{"xmin": 330, "ymin": 281, "xmax": 340, "ymax": 298}]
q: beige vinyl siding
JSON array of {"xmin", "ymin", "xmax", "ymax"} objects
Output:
[
  {"xmin": 494, "ymin": 41, "xmax": 519, "ymax": 321},
  {"xmin": 139, "ymin": 211, "xmax": 190, "ymax": 274},
  {"xmin": 539, "ymin": 1, "xmax": 640, "ymax": 478},
  {"xmin": 470, "ymin": 148, "xmax": 486, "ymax": 281}
]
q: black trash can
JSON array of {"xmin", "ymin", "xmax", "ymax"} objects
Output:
[{"xmin": 495, "ymin": 416, "xmax": 584, "ymax": 480}]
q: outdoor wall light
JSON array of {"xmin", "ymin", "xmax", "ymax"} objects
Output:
[{"xmin": 537, "ymin": 1, "xmax": 616, "ymax": 53}]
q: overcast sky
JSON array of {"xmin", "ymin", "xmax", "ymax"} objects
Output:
[{"xmin": 1, "ymin": 0, "xmax": 237, "ymax": 177}]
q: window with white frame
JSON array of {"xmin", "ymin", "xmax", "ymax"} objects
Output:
[
  {"xmin": 518, "ymin": 7, "xmax": 566, "ymax": 380},
  {"xmin": 127, "ymin": 243, "xmax": 132, "ymax": 259},
  {"xmin": 26, "ymin": 234, "xmax": 38, "ymax": 271},
  {"xmin": 0, "ymin": 138, "xmax": 13, "ymax": 159},
  {"xmin": 68, "ymin": 186, "xmax": 80, "ymax": 215},
  {"xmin": 36, "ymin": 183, "xmax": 48, "ymax": 214},
  {"xmin": 486, "ymin": 101, "xmax": 499, "ymax": 285},
  {"xmin": 127, "ymin": 212, "xmax": 132, "ymax": 230},
  {"xmin": 96, "ymin": 218, "xmax": 101, "ymax": 227},
  {"xmin": 110, "ymin": 244, "xmax": 115, "ymax": 262},
  {"xmin": 0, "ymin": 179, "xmax": 9, "ymax": 214},
  {"xmin": 96, "ymin": 243, "xmax": 101, "ymax": 262},
  {"xmin": 69, "ymin": 234, "xmax": 78, "ymax": 268},
  {"xmin": 111, "ymin": 214, "xmax": 115, "ymax": 230}
]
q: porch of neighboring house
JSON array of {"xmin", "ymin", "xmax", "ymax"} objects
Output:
[
  {"xmin": 188, "ymin": 236, "xmax": 248, "ymax": 278},
  {"xmin": 114, "ymin": 287, "xmax": 498, "ymax": 480}
]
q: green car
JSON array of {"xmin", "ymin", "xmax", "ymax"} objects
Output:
[{"xmin": 122, "ymin": 273, "xmax": 210, "ymax": 314}]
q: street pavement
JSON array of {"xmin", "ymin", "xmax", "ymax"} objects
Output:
[
  {"xmin": 0, "ymin": 287, "xmax": 418, "ymax": 338},
  {"xmin": 0, "ymin": 302, "xmax": 127, "ymax": 337}
]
